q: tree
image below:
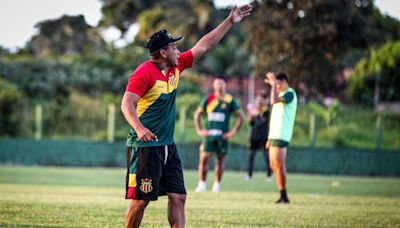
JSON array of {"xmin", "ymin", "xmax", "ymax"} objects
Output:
[
  {"xmin": 100, "ymin": 0, "xmax": 217, "ymax": 49},
  {"xmin": 100, "ymin": 0, "xmax": 159, "ymax": 34},
  {"xmin": 199, "ymin": 36, "xmax": 253, "ymax": 77},
  {"xmin": 0, "ymin": 78, "xmax": 23, "ymax": 136},
  {"xmin": 244, "ymin": 0, "xmax": 400, "ymax": 96},
  {"xmin": 348, "ymin": 41, "xmax": 400, "ymax": 106},
  {"xmin": 26, "ymin": 15, "xmax": 108, "ymax": 59},
  {"xmin": 0, "ymin": 45, "xmax": 9, "ymax": 56}
]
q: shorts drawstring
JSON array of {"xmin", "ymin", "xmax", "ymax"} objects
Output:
[{"xmin": 164, "ymin": 145, "xmax": 168, "ymax": 165}]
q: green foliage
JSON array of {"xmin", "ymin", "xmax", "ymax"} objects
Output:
[
  {"xmin": 175, "ymin": 105, "xmax": 400, "ymax": 149},
  {"xmin": 0, "ymin": 45, "xmax": 9, "ymax": 55},
  {"xmin": 44, "ymin": 91, "xmax": 107, "ymax": 139},
  {"xmin": 2, "ymin": 0, "xmax": 400, "ymax": 146},
  {"xmin": 110, "ymin": 44, "xmax": 148, "ymax": 71},
  {"xmin": 176, "ymin": 93, "xmax": 202, "ymax": 119},
  {"xmin": 176, "ymin": 71, "xmax": 203, "ymax": 95},
  {"xmin": 348, "ymin": 41, "xmax": 400, "ymax": 105},
  {"xmin": 0, "ymin": 79, "xmax": 23, "ymax": 136},
  {"xmin": 244, "ymin": 0, "xmax": 400, "ymax": 95},
  {"xmin": 103, "ymin": 0, "xmax": 216, "ymax": 49},
  {"xmin": 308, "ymin": 99, "xmax": 339, "ymax": 127},
  {"xmin": 100, "ymin": 0, "xmax": 159, "ymax": 33},
  {"xmin": 0, "ymin": 59, "xmax": 70, "ymax": 100},
  {"xmin": 25, "ymin": 15, "xmax": 108, "ymax": 59},
  {"xmin": 309, "ymin": 106, "xmax": 400, "ymax": 149},
  {"xmin": 199, "ymin": 36, "xmax": 253, "ymax": 77},
  {"xmin": 0, "ymin": 47, "xmax": 147, "ymax": 100}
]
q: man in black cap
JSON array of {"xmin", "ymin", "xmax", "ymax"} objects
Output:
[{"xmin": 121, "ymin": 4, "xmax": 252, "ymax": 228}]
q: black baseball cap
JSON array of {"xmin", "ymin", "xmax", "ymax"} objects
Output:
[{"xmin": 145, "ymin": 29, "xmax": 183, "ymax": 53}]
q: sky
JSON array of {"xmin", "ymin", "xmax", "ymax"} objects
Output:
[{"xmin": 0, "ymin": 0, "xmax": 399, "ymax": 50}]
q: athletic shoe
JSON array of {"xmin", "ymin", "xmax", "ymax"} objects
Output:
[
  {"xmin": 266, "ymin": 176, "xmax": 272, "ymax": 182},
  {"xmin": 212, "ymin": 182, "xmax": 220, "ymax": 192},
  {"xmin": 275, "ymin": 196, "xmax": 290, "ymax": 204},
  {"xmin": 195, "ymin": 182, "xmax": 206, "ymax": 192},
  {"xmin": 245, "ymin": 175, "xmax": 251, "ymax": 181}
]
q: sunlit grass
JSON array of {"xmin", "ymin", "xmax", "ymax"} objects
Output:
[{"xmin": 0, "ymin": 167, "xmax": 399, "ymax": 227}]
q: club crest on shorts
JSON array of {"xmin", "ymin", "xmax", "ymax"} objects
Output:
[{"xmin": 140, "ymin": 178, "xmax": 153, "ymax": 193}]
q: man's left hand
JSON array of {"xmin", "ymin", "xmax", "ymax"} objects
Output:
[
  {"xmin": 223, "ymin": 130, "xmax": 237, "ymax": 140},
  {"xmin": 265, "ymin": 72, "xmax": 277, "ymax": 86}
]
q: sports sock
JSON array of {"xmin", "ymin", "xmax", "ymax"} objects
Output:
[
  {"xmin": 198, "ymin": 180, "xmax": 206, "ymax": 188},
  {"xmin": 280, "ymin": 189, "xmax": 287, "ymax": 198},
  {"xmin": 280, "ymin": 189, "xmax": 288, "ymax": 200}
]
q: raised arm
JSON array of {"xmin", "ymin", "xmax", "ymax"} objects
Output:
[
  {"xmin": 121, "ymin": 92, "xmax": 157, "ymax": 142},
  {"xmin": 265, "ymin": 72, "xmax": 284, "ymax": 104},
  {"xmin": 190, "ymin": 4, "xmax": 252, "ymax": 63}
]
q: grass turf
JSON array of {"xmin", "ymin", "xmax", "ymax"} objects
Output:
[{"xmin": 0, "ymin": 166, "xmax": 399, "ymax": 227}]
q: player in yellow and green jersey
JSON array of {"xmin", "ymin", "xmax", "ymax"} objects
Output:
[
  {"xmin": 121, "ymin": 5, "xmax": 253, "ymax": 228},
  {"xmin": 194, "ymin": 78, "xmax": 244, "ymax": 192},
  {"xmin": 265, "ymin": 72, "xmax": 297, "ymax": 204}
]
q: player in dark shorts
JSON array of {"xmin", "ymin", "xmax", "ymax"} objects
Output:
[
  {"xmin": 194, "ymin": 78, "xmax": 244, "ymax": 192},
  {"xmin": 246, "ymin": 92, "xmax": 272, "ymax": 181},
  {"xmin": 120, "ymin": 5, "xmax": 252, "ymax": 228}
]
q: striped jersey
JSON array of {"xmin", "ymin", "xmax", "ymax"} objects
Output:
[{"xmin": 125, "ymin": 51, "xmax": 193, "ymax": 147}]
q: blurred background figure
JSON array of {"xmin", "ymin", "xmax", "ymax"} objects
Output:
[
  {"xmin": 246, "ymin": 91, "xmax": 272, "ymax": 182},
  {"xmin": 265, "ymin": 72, "xmax": 297, "ymax": 204},
  {"xmin": 194, "ymin": 77, "xmax": 244, "ymax": 192}
]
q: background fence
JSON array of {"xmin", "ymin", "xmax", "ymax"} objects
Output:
[
  {"xmin": 26, "ymin": 103, "xmax": 400, "ymax": 150},
  {"xmin": 1, "ymin": 139, "xmax": 399, "ymax": 176}
]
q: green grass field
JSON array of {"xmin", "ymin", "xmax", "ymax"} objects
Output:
[{"xmin": 0, "ymin": 166, "xmax": 399, "ymax": 227}]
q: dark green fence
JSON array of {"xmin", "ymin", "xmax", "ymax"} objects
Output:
[{"xmin": 1, "ymin": 139, "xmax": 399, "ymax": 176}]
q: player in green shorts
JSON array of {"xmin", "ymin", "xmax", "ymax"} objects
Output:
[
  {"xmin": 265, "ymin": 72, "xmax": 297, "ymax": 204},
  {"xmin": 194, "ymin": 78, "xmax": 244, "ymax": 192}
]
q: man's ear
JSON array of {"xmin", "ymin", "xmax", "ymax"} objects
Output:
[{"xmin": 160, "ymin": 49, "xmax": 167, "ymax": 58}]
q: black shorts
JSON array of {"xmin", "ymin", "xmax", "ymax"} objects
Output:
[
  {"xmin": 125, "ymin": 143, "xmax": 186, "ymax": 201},
  {"xmin": 248, "ymin": 140, "xmax": 267, "ymax": 151}
]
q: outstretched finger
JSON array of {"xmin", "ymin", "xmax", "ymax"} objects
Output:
[
  {"xmin": 242, "ymin": 8, "xmax": 253, "ymax": 14},
  {"xmin": 239, "ymin": 4, "xmax": 252, "ymax": 11},
  {"xmin": 241, "ymin": 8, "xmax": 253, "ymax": 15}
]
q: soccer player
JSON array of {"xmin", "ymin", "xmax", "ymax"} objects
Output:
[
  {"xmin": 120, "ymin": 5, "xmax": 252, "ymax": 228},
  {"xmin": 194, "ymin": 78, "xmax": 244, "ymax": 192},
  {"xmin": 246, "ymin": 92, "xmax": 272, "ymax": 181},
  {"xmin": 264, "ymin": 72, "xmax": 297, "ymax": 204}
]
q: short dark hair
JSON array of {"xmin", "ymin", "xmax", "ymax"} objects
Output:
[
  {"xmin": 276, "ymin": 73, "xmax": 289, "ymax": 83},
  {"xmin": 215, "ymin": 76, "xmax": 227, "ymax": 82}
]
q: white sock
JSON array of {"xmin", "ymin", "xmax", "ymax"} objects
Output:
[
  {"xmin": 198, "ymin": 180, "xmax": 206, "ymax": 188},
  {"xmin": 212, "ymin": 182, "xmax": 220, "ymax": 192}
]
